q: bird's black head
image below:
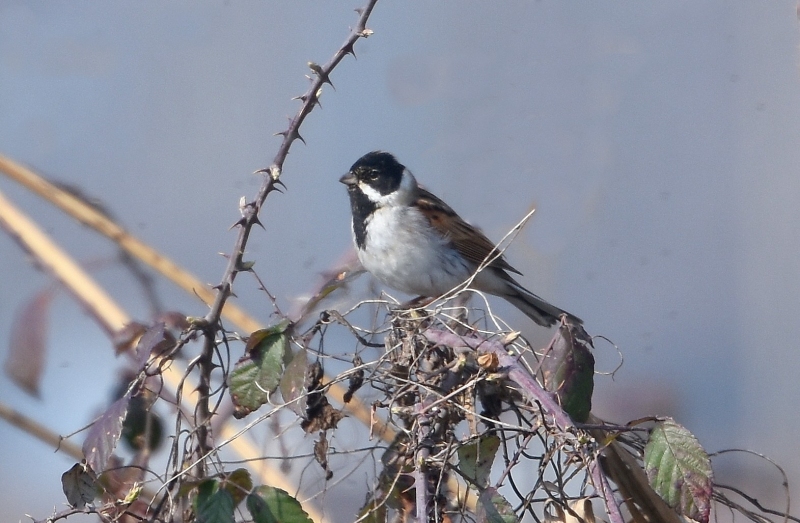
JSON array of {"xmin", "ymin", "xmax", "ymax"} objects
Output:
[
  {"xmin": 341, "ymin": 151, "xmax": 405, "ymax": 196},
  {"xmin": 340, "ymin": 151, "xmax": 408, "ymax": 250}
]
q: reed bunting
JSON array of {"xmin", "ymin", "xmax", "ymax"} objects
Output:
[{"xmin": 340, "ymin": 151, "xmax": 581, "ymax": 327}]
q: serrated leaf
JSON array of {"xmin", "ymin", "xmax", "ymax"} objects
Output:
[
  {"xmin": 541, "ymin": 322, "xmax": 595, "ymax": 422},
  {"xmin": 477, "ymin": 488, "xmax": 518, "ymax": 523},
  {"xmin": 61, "ymin": 461, "xmax": 98, "ymax": 508},
  {"xmin": 644, "ymin": 418, "xmax": 713, "ymax": 523},
  {"xmin": 83, "ymin": 393, "xmax": 131, "ymax": 473},
  {"xmin": 229, "ymin": 324, "xmax": 288, "ymax": 419},
  {"xmin": 5, "ymin": 286, "xmax": 57, "ymax": 396},
  {"xmin": 457, "ymin": 435, "xmax": 500, "ymax": 488},
  {"xmin": 279, "ymin": 347, "xmax": 308, "ymax": 416},
  {"xmin": 196, "ymin": 486, "xmax": 235, "ymax": 523},
  {"xmin": 247, "ymin": 485, "xmax": 313, "ymax": 523}
]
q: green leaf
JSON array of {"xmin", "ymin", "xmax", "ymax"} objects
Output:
[
  {"xmin": 541, "ymin": 322, "xmax": 594, "ymax": 422},
  {"xmin": 457, "ymin": 435, "xmax": 500, "ymax": 488},
  {"xmin": 193, "ymin": 479, "xmax": 219, "ymax": 510},
  {"xmin": 196, "ymin": 487, "xmax": 235, "ymax": 523},
  {"xmin": 247, "ymin": 485, "xmax": 313, "ymax": 523},
  {"xmin": 644, "ymin": 418, "xmax": 713, "ymax": 523},
  {"xmin": 477, "ymin": 488, "xmax": 518, "ymax": 523},
  {"xmin": 229, "ymin": 324, "xmax": 289, "ymax": 419}
]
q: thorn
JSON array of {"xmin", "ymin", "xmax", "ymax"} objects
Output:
[
  {"xmin": 254, "ymin": 167, "xmax": 269, "ymax": 175},
  {"xmin": 292, "ymin": 94, "xmax": 308, "ymax": 102},
  {"xmin": 343, "ymin": 42, "xmax": 356, "ymax": 58},
  {"xmin": 229, "ymin": 217, "xmax": 247, "ymax": 230},
  {"xmin": 354, "ymin": 7, "xmax": 364, "ymax": 15},
  {"xmin": 274, "ymin": 130, "xmax": 288, "ymax": 137},
  {"xmin": 294, "ymin": 131, "xmax": 306, "ymax": 145},
  {"xmin": 252, "ymin": 216, "xmax": 265, "ymax": 230},
  {"xmin": 274, "ymin": 179, "xmax": 287, "ymax": 191},
  {"xmin": 229, "ymin": 290, "xmax": 238, "ymax": 299}
]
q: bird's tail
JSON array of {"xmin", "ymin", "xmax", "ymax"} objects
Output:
[{"xmin": 503, "ymin": 280, "xmax": 582, "ymax": 328}]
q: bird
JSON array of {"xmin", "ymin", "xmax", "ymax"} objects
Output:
[{"xmin": 339, "ymin": 151, "xmax": 581, "ymax": 327}]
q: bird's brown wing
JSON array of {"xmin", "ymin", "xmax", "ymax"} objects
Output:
[{"xmin": 414, "ymin": 187, "xmax": 522, "ymax": 275}]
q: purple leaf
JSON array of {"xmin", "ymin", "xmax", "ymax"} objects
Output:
[
  {"xmin": 4, "ymin": 286, "xmax": 57, "ymax": 397},
  {"xmin": 83, "ymin": 393, "xmax": 131, "ymax": 473},
  {"xmin": 133, "ymin": 322, "xmax": 167, "ymax": 369}
]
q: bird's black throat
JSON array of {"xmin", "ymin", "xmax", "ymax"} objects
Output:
[{"xmin": 347, "ymin": 186, "xmax": 376, "ymax": 250}]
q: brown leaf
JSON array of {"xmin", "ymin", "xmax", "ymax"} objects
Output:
[
  {"xmin": 301, "ymin": 398, "xmax": 345, "ymax": 433},
  {"xmin": 314, "ymin": 432, "xmax": 333, "ymax": 480}
]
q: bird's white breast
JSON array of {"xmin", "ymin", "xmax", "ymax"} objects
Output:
[{"xmin": 356, "ymin": 205, "xmax": 472, "ymax": 297}]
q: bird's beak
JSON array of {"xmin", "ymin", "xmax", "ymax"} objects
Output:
[{"xmin": 339, "ymin": 171, "xmax": 357, "ymax": 186}]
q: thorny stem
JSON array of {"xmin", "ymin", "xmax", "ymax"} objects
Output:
[
  {"xmin": 194, "ymin": 331, "xmax": 215, "ymax": 477},
  {"xmin": 590, "ymin": 460, "xmax": 625, "ymax": 523},
  {"xmin": 414, "ymin": 402, "xmax": 433, "ymax": 523},
  {"xmin": 202, "ymin": 0, "xmax": 379, "ymax": 329},
  {"xmin": 184, "ymin": 0, "xmax": 380, "ymax": 484}
]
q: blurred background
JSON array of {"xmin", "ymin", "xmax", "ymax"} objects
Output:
[{"xmin": 1, "ymin": 2, "xmax": 799, "ymax": 521}]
